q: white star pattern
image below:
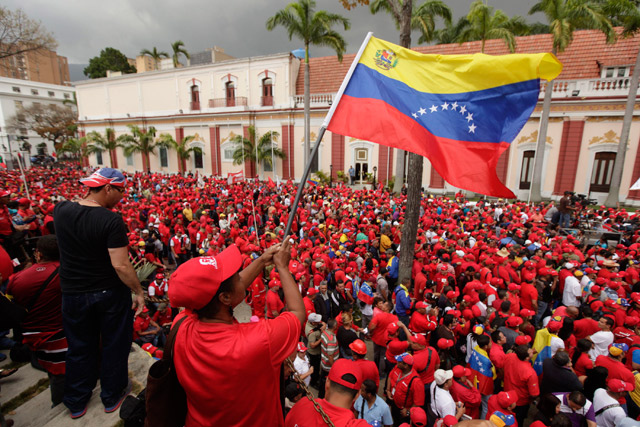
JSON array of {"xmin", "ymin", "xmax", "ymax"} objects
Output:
[{"xmin": 410, "ymin": 100, "xmax": 477, "ymax": 135}]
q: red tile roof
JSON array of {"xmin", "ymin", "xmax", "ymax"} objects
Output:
[{"xmin": 296, "ymin": 28, "xmax": 640, "ymax": 95}]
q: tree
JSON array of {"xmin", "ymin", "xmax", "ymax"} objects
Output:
[
  {"xmin": 84, "ymin": 47, "xmax": 136, "ymax": 78},
  {"xmin": 171, "ymin": 40, "xmax": 190, "ymax": 68},
  {"xmin": 58, "ymin": 137, "xmax": 88, "ymax": 164},
  {"xmin": 156, "ymin": 133, "xmax": 202, "ymax": 173},
  {"xmin": 0, "ymin": 7, "xmax": 57, "ymax": 62},
  {"xmin": 602, "ymin": 0, "xmax": 640, "ymax": 206},
  {"xmin": 119, "ymin": 125, "xmax": 165, "ymax": 172},
  {"xmin": 528, "ymin": 0, "xmax": 615, "ymax": 202},
  {"xmin": 267, "ymin": 0, "xmax": 350, "ymax": 168},
  {"xmin": 230, "ymin": 126, "xmax": 285, "ymax": 179},
  {"xmin": 7, "ymin": 103, "xmax": 77, "ymax": 150},
  {"xmin": 413, "ymin": 1, "xmax": 452, "ymax": 44},
  {"xmin": 86, "ymin": 128, "xmax": 122, "ymax": 168},
  {"xmin": 457, "ymin": 0, "xmax": 517, "ymax": 53},
  {"xmin": 140, "ymin": 47, "xmax": 169, "ymax": 70}
]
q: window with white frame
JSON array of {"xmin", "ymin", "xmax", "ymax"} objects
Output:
[
  {"xmin": 96, "ymin": 151, "xmax": 103, "ymax": 165},
  {"xmin": 159, "ymin": 146, "xmax": 168, "ymax": 167},
  {"xmin": 126, "ymin": 154, "xmax": 134, "ymax": 166},
  {"xmin": 222, "ymin": 143, "xmax": 235, "ymax": 161},
  {"xmin": 603, "ymin": 66, "xmax": 629, "ymax": 78}
]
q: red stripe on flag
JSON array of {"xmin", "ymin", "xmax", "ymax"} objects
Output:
[{"xmin": 328, "ymin": 95, "xmax": 515, "ymax": 198}]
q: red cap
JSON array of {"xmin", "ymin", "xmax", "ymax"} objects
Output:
[
  {"xmin": 508, "ymin": 283, "xmax": 521, "ymax": 292},
  {"xmin": 520, "ymin": 308, "xmax": 536, "ymax": 317},
  {"xmin": 590, "ymin": 285, "xmax": 601, "ymax": 294},
  {"xmin": 0, "ymin": 190, "xmax": 10, "ymax": 197},
  {"xmin": 18, "ymin": 197, "xmax": 30, "ymax": 206},
  {"xmin": 410, "ymin": 334, "xmax": 427, "ymax": 346},
  {"xmin": 608, "ymin": 378, "xmax": 634, "ymax": 393},
  {"xmin": 442, "ymin": 415, "xmax": 458, "ymax": 426},
  {"xmin": 410, "ymin": 407, "xmax": 428, "ymax": 427},
  {"xmin": 625, "ymin": 316, "xmax": 640, "ymax": 327},
  {"xmin": 547, "ymin": 320, "xmax": 562, "ymax": 333},
  {"xmin": 169, "ymin": 245, "xmax": 243, "ymax": 310},
  {"xmin": 452, "ymin": 365, "xmax": 472, "ymax": 378},
  {"xmin": 349, "ymin": 339, "xmax": 367, "ymax": 355},
  {"xmin": 297, "ymin": 342, "xmax": 308, "ymax": 352},
  {"xmin": 506, "ymin": 316, "xmax": 523, "ymax": 328},
  {"xmin": 497, "ymin": 391, "xmax": 517, "ymax": 408},
  {"xmin": 416, "ymin": 301, "xmax": 428, "ymax": 309},
  {"xmin": 395, "ymin": 352, "xmax": 414, "ymax": 365},
  {"xmin": 387, "ymin": 322, "xmax": 399, "ymax": 334},
  {"xmin": 437, "ymin": 338, "xmax": 454, "ymax": 349},
  {"xmin": 155, "ymin": 273, "xmax": 164, "ymax": 279},
  {"xmin": 307, "ymin": 287, "xmax": 318, "ymax": 296},
  {"xmin": 515, "ymin": 335, "xmax": 532, "ymax": 346},
  {"xmin": 328, "ymin": 359, "xmax": 363, "ymax": 390}
]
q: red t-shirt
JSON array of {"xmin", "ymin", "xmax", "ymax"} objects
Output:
[
  {"xmin": 519, "ymin": 283, "xmax": 538, "ymax": 311},
  {"xmin": 153, "ymin": 308, "xmax": 173, "ymax": 326},
  {"xmin": 573, "ymin": 352, "xmax": 593, "ymax": 377},
  {"xmin": 388, "ymin": 367, "xmax": 425, "ymax": 409},
  {"xmin": 485, "ymin": 394, "xmax": 518, "ymax": 426},
  {"xmin": 285, "ymin": 397, "xmax": 369, "ymax": 427},
  {"xmin": 503, "ymin": 353, "xmax": 539, "ymax": 406},
  {"xmin": 369, "ymin": 311, "xmax": 398, "ymax": 347},
  {"xmin": 573, "ymin": 318, "xmax": 600, "ymax": 340},
  {"xmin": 354, "ymin": 358, "xmax": 380, "ymax": 389},
  {"xmin": 266, "ymin": 290, "xmax": 284, "ymax": 319},
  {"xmin": 6, "ymin": 261, "xmax": 61, "ymax": 332},
  {"xmin": 386, "ymin": 338, "xmax": 409, "ymax": 364},
  {"xmin": 175, "ymin": 311, "xmax": 301, "ymax": 427},
  {"xmin": 412, "ymin": 347, "xmax": 440, "ymax": 384},
  {"xmin": 133, "ymin": 316, "xmax": 151, "ymax": 340}
]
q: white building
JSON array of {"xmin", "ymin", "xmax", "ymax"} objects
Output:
[{"xmin": 0, "ymin": 76, "xmax": 75, "ymax": 166}]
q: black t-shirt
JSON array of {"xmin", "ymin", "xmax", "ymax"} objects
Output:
[{"xmin": 54, "ymin": 201, "xmax": 129, "ymax": 293}]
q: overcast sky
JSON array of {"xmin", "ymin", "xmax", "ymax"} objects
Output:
[{"xmin": 8, "ymin": 0, "xmax": 541, "ymax": 66}]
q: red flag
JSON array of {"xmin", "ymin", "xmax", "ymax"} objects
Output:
[{"xmin": 268, "ymin": 176, "xmax": 275, "ymax": 187}]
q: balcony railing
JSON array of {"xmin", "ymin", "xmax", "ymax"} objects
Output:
[
  {"xmin": 540, "ymin": 77, "xmax": 638, "ymax": 99},
  {"xmin": 190, "ymin": 101, "xmax": 200, "ymax": 111},
  {"xmin": 261, "ymin": 95, "xmax": 273, "ymax": 106},
  {"xmin": 208, "ymin": 97, "xmax": 248, "ymax": 108},
  {"xmin": 293, "ymin": 93, "xmax": 335, "ymax": 107}
]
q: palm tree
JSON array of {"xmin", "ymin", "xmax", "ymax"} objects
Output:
[
  {"xmin": 266, "ymin": 0, "xmax": 350, "ymax": 168},
  {"xmin": 230, "ymin": 126, "xmax": 285, "ymax": 179},
  {"xmin": 85, "ymin": 128, "xmax": 121, "ymax": 168},
  {"xmin": 457, "ymin": 0, "xmax": 517, "ymax": 53},
  {"xmin": 119, "ymin": 125, "xmax": 166, "ymax": 172},
  {"xmin": 528, "ymin": 0, "xmax": 615, "ymax": 202},
  {"xmin": 156, "ymin": 133, "xmax": 202, "ymax": 173},
  {"xmin": 600, "ymin": 0, "xmax": 640, "ymax": 206},
  {"xmin": 58, "ymin": 137, "xmax": 88, "ymax": 165},
  {"xmin": 140, "ymin": 47, "xmax": 169, "ymax": 70},
  {"xmin": 434, "ymin": 16, "xmax": 472, "ymax": 44},
  {"xmin": 171, "ymin": 40, "xmax": 190, "ymax": 68}
]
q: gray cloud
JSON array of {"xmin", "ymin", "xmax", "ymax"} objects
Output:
[{"xmin": 7, "ymin": 0, "xmax": 541, "ymax": 64}]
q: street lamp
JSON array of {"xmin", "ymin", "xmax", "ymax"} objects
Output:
[
  {"xmin": 329, "ymin": 164, "xmax": 333, "ymax": 188},
  {"xmin": 372, "ymin": 166, "xmax": 377, "ymax": 189}
]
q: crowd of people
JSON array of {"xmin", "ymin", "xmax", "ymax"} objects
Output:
[{"xmin": 2, "ymin": 164, "xmax": 640, "ymax": 426}]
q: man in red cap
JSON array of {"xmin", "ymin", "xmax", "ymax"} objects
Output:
[
  {"xmin": 386, "ymin": 352, "xmax": 425, "ymax": 424},
  {"xmin": 350, "ymin": 339, "xmax": 380, "ymax": 388},
  {"xmin": 593, "ymin": 379, "xmax": 634, "ymax": 426},
  {"xmin": 503, "ymin": 345, "xmax": 539, "ymax": 426},
  {"xmin": 450, "ymin": 365, "xmax": 482, "ymax": 419},
  {"xmin": 286, "ymin": 359, "xmax": 369, "ymax": 426},
  {"xmin": 368, "ymin": 300, "xmax": 398, "ymax": 374},
  {"xmin": 170, "ymin": 240, "xmax": 305, "ymax": 427},
  {"xmin": 53, "ymin": 167, "xmax": 145, "ymax": 419},
  {"xmin": 485, "ymin": 391, "xmax": 517, "ymax": 423}
]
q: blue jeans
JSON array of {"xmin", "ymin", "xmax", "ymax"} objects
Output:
[
  {"xmin": 560, "ymin": 212, "xmax": 571, "ymax": 228},
  {"xmin": 62, "ymin": 287, "xmax": 133, "ymax": 412}
]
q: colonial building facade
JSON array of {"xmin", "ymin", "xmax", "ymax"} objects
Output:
[{"xmin": 76, "ymin": 29, "xmax": 640, "ymax": 204}]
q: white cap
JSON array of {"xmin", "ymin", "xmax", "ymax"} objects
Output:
[
  {"xmin": 565, "ymin": 262, "xmax": 575, "ymax": 269},
  {"xmin": 308, "ymin": 313, "xmax": 322, "ymax": 323},
  {"xmin": 434, "ymin": 369, "xmax": 454, "ymax": 385}
]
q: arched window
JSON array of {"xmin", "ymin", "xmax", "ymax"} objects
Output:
[
  {"xmin": 262, "ymin": 78, "xmax": 273, "ymax": 106},
  {"xmin": 226, "ymin": 81, "xmax": 235, "ymax": 107},
  {"xmin": 190, "ymin": 85, "xmax": 200, "ymax": 110},
  {"xmin": 519, "ymin": 150, "xmax": 535, "ymax": 190},
  {"xmin": 96, "ymin": 151, "xmax": 103, "ymax": 165},
  {"xmin": 159, "ymin": 146, "xmax": 168, "ymax": 167},
  {"xmin": 590, "ymin": 152, "xmax": 616, "ymax": 193}
]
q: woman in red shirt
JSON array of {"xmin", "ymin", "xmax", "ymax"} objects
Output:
[{"xmin": 572, "ymin": 339, "xmax": 594, "ymax": 378}]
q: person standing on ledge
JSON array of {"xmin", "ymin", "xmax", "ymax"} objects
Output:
[{"xmin": 53, "ymin": 168, "xmax": 145, "ymax": 419}]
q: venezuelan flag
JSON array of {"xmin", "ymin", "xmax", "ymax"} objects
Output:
[
  {"xmin": 532, "ymin": 327, "xmax": 554, "ymax": 375},
  {"xmin": 469, "ymin": 345, "xmax": 495, "ymax": 395},
  {"xmin": 306, "ymin": 179, "xmax": 318, "ymax": 186},
  {"xmin": 327, "ymin": 36, "xmax": 562, "ymax": 198}
]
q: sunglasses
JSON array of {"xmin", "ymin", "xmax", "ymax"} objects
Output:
[{"xmin": 110, "ymin": 185, "xmax": 126, "ymax": 194}]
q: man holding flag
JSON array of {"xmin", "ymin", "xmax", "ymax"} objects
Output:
[
  {"xmin": 503, "ymin": 345, "xmax": 539, "ymax": 426},
  {"xmin": 532, "ymin": 318, "xmax": 564, "ymax": 375},
  {"xmin": 468, "ymin": 334, "xmax": 495, "ymax": 419}
]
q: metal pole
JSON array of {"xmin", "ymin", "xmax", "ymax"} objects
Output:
[
  {"xmin": 283, "ymin": 127, "xmax": 326, "ymax": 237},
  {"xmin": 251, "ymin": 198, "xmax": 261, "ymax": 246}
]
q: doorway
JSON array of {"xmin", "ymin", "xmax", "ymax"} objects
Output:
[{"xmin": 354, "ymin": 148, "xmax": 369, "ymax": 183}]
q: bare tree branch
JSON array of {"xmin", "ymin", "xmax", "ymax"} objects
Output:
[{"xmin": 0, "ymin": 7, "xmax": 57, "ymax": 61}]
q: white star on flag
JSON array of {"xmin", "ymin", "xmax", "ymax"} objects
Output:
[
  {"xmin": 412, "ymin": 113, "xmax": 418, "ymax": 118},
  {"xmin": 451, "ymin": 102, "xmax": 458, "ymax": 111},
  {"xmin": 430, "ymin": 105, "xmax": 438, "ymax": 113},
  {"xmin": 466, "ymin": 113, "xmax": 474, "ymax": 122},
  {"xmin": 469, "ymin": 124, "xmax": 477, "ymax": 133},
  {"xmin": 441, "ymin": 102, "xmax": 449, "ymax": 110},
  {"xmin": 418, "ymin": 107, "xmax": 427, "ymax": 115},
  {"xmin": 459, "ymin": 105, "xmax": 467, "ymax": 114}
]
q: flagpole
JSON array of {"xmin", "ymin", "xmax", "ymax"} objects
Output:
[{"xmin": 284, "ymin": 32, "xmax": 374, "ymax": 238}]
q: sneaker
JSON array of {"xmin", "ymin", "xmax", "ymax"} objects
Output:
[
  {"xmin": 104, "ymin": 379, "xmax": 132, "ymax": 413},
  {"xmin": 70, "ymin": 406, "xmax": 87, "ymax": 419}
]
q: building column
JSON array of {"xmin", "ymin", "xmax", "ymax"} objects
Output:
[
  {"xmin": 209, "ymin": 126, "xmax": 221, "ymax": 176},
  {"xmin": 331, "ymin": 132, "xmax": 345, "ymax": 181},
  {"xmin": 377, "ymin": 145, "xmax": 394, "ymax": 186},
  {"xmin": 175, "ymin": 127, "xmax": 185, "ymax": 172},
  {"xmin": 281, "ymin": 123, "xmax": 294, "ymax": 180},
  {"xmin": 553, "ymin": 119, "xmax": 585, "ymax": 195}
]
